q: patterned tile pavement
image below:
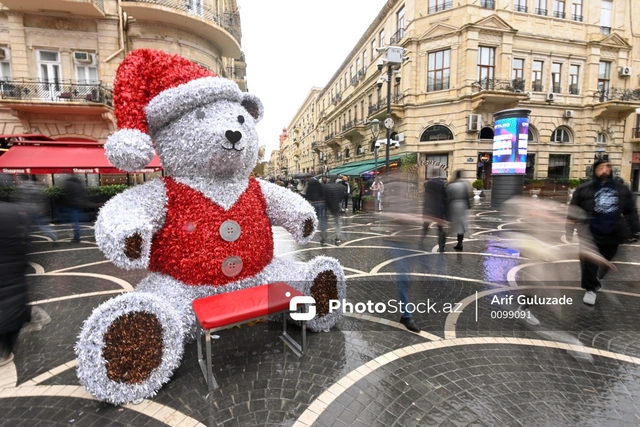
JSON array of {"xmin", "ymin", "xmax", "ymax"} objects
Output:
[{"xmin": 2, "ymin": 195, "xmax": 640, "ymax": 426}]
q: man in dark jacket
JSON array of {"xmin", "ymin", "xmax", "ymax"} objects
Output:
[
  {"xmin": 323, "ymin": 182, "xmax": 347, "ymax": 244},
  {"xmin": 421, "ymin": 173, "xmax": 447, "ymax": 252},
  {"xmin": 0, "ymin": 201, "xmax": 29, "ymax": 366},
  {"xmin": 566, "ymin": 158, "xmax": 640, "ymax": 305},
  {"xmin": 60, "ymin": 176, "xmax": 87, "ymax": 242},
  {"xmin": 306, "ymin": 178, "xmax": 327, "ymax": 245}
]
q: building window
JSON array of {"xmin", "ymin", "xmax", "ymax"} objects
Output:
[
  {"xmin": 551, "ymin": 63, "xmax": 562, "ymax": 93},
  {"xmin": 598, "ymin": 61, "xmax": 611, "ymax": 101},
  {"xmin": 428, "ymin": 0, "xmax": 453, "ymax": 13},
  {"xmin": 553, "ymin": 0, "xmax": 566, "ymax": 18},
  {"xmin": 601, "ymin": 0, "xmax": 612, "ymax": 34},
  {"xmin": 571, "ymin": 0, "xmax": 582, "ymax": 21},
  {"xmin": 596, "ymin": 132, "xmax": 607, "ymax": 144},
  {"xmin": 514, "ymin": 0, "xmax": 527, "ymax": 12},
  {"xmin": 526, "ymin": 153, "xmax": 536, "ymax": 179},
  {"xmin": 535, "ymin": 0, "xmax": 547, "ymax": 15},
  {"xmin": 363, "ymin": 50, "xmax": 367, "ymax": 68},
  {"xmin": 512, "ymin": 58, "xmax": 524, "ymax": 88},
  {"xmin": 371, "ymin": 39, "xmax": 377, "ymax": 59},
  {"xmin": 0, "ymin": 48, "xmax": 11, "ymax": 81},
  {"xmin": 477, "ymin": 46, "xmax": 495, "ymax": 88},
  {"xmin": 379, "ymin": 29, "xmax": 385, "ymax": 47},
  {"xmin": 479, "ymin": 127, "xmax": 494, "ymax": 139},
  {"xmin": 395, "ymin": 6, "xmax": 405, "ymax": 41},
  {"xmin": 356, "ymin": 58, "xmax": 361, "ymax": 76},
  {"xmin": 550, "ymin": 127, "xmax": 571, "ymax": 143},
  {"xmin": 74, "ymin": 52, "xmax": 98, "ymax": 84},
  {"xmin": 532, "ymin": 60, "xmax": 544, "ymax": 92},
  {"xmin": 480, "ymin": 0, "xmax": 495, "ymax": 9},
  {"xmin": 548, "ymin": 154, "xmax": 570, "ymax": 179},
  {"xmin": 569, "ymin": 65, "xmax": 579, "ymax": 94},
  {"xmin": 634, "ymin": 110, "xmax": 640, "ymax": 138},
  {"xmin": 349, "ymin": 65, "xmax": 354, "ymax": 82},
  {"xmin": 427, "ymin": 49, "xmax": 451, "ymax": 92},
  {"xmin": 38, "ymin": 50, "xmax": 61, "ymax": 82},
  {"xmin": 420, "ymin": 125, "xmax": 454, "ymax": 141}
]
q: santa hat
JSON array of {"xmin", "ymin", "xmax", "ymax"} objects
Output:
[{"xmin": 105, "ymin": 49, "xmax": 263, "ymax": 172}]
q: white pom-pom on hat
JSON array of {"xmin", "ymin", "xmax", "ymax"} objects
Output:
[{"xmin": 105, "ymin": 128, "xmax": 155, "ymax": 172}]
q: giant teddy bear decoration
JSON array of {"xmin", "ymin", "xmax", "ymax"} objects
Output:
[{"xmin": 75, "ymin": 49, "xmax": 346, "ymax": 405}]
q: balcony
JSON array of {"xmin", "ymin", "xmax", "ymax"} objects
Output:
[
  {"xmin": 553, "ymin": 10, "xmax": 566, "ymax": 19},
  {"xmin": 428, "ymin": 1, "xmax": 452, "ymax": 14},
  {"xmin": 514, "ymin": 5, "xmax": 527, "ymax": 12},
  {"xmin": 531, "ymin": 83, "xmax": 544, "ymax": 92},
  {"xmin": 0, "ymin": 0, "xmax": 104, "ymax": 16},
  {"xmin": 367, "ymin": 94, "xmax": 405, "ymax": 120},
  {"xmin": 535, "ymin": 8, "xmax": 547, "ymax": 16},
  {"xmin": 390, "ymin": 28, "xmax": 405, "ymax": 44},
  {"xmin": 121, "ymin": 0, "xmax": 241, "ymax": 58},
  {"xmin": 592, "ymin": 88, "xmax": 640, "ymax": 119},
  {"xmin": 0, "ymin": 80, "xmax": 113, "ymax": 114},
  {"xmin": 226, "ymin": 62, "xmax": 247, "ymax": 91},
  {"xmin": 470, "ymin": 78, "xmax": 529, "ymax": 109},
  {"xmin": 572, "ymin": 14, "xmax": 583, "ymax": 22},
  {"xmin": 551, "ymin": 85, "xmax": 562, "ymax": 94},
  {"xmin": 341, "ymin": 120, "xmax": 366, "ymax": 140},
  {"xmin": 480, "ymin": 0, "xmax": 495, "ymax": 9}
]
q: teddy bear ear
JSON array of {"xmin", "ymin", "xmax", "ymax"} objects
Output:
[{"xmin": 240, "ymin": 93, "xmax": 264, "ymax": 123}]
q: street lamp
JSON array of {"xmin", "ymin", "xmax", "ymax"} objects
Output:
[
  {"xmin": 375, "ymin": 45, "xmax": 407, "ymax": 173},
  {"xmin": 595, "ymin": 145, "xmax": 606, "ymax": 160},
  {"xmin": 370, "ymin": 118, "xmax": 381, "ymax": 182}
]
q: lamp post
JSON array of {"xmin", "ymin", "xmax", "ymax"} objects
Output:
[
  {"xmin": 370, "ymin": 118, "xmax": 381, "ymax": 182},
  {"xmin": 595, "ymin": 145, "xmax": 606, "ymax": 160},
  {"xmin": 376, "ymin": 45, "xmax": 407, "ymax": 173}
]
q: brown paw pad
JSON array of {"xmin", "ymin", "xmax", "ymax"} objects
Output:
[
  {"xmin": 302, "ymin": 218, "xmax": 314, "ymax": 238},
  {"xmin": 311, "ymin": 270, "xmax": 338, "ymax": 317},
  {"xmin": 124, "ymin": 233, "xmax": 143, "ymax": 260},
  {"xmin": 103, "ymin": 311, "xmax": 163, "ymax": 384}
]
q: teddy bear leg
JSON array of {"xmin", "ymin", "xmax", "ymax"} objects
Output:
[
  {"xmin": 297, "ymin": 256, "xmax": 346, "ymax": 332},
  {"xmin": 75, "ymin": 285, "xmax": 187, "ymax": 405}
]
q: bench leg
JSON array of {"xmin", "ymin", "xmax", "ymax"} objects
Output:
[
  {"xmin": 280, "ymin": 311, "xmax": 306, "ymax": 357},
  {"xmin": 196, "ymin": 323, "xmax": 219, "ymax": 391}
]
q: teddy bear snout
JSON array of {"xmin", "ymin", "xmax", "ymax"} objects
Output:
[{"xmin": 225, "ymin": 130, "xmax": 242, "ymax": 144}]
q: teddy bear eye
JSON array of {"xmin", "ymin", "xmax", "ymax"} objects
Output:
[
  {"xmin": 237, "ymin": 115, "xmax": 245, "ymax": 124},
  {"xmin": 195, "ymin": 110, "xmax": 205, "ymax": 119}
]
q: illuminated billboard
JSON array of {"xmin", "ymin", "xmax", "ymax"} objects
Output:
[{"xmin": 492, "ymin": 115, "xmax": 529, "ymax": 175}]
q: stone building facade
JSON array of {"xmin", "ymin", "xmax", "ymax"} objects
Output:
[
  {"xmin": 0, "ymin": 0, "xmax": 245, "ymax": 141},
  {"xmin": 278, "ymin": 0, "xmax": 640, "ymax": 191}
]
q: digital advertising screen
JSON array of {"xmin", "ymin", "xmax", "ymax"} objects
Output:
[{"xmin": 492, "ymin": 116, "xmax": 529, "ymax": 174}]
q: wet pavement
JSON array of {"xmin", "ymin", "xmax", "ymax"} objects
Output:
[{"xmin": 2, "ymin": 195, "xmax": 640, "ymax": 426}]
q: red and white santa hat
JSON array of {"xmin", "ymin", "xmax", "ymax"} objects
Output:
[{"xmin": 105, "ymin": 49, "xmax": 262, "ymax": 172}]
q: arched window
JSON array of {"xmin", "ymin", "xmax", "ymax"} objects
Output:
[
  {"xmin": 356, "ymin": 144, "xmax": 363, "ymax": 155},
  {"xmin": 596, "ymin": 132, "xmax": 607, "ymax": 144},
  {"xmin": 420, "ymin": 125, "xmax": 454, "ymax": 142},
  {"xmin": 345, "ymin": 148, "xmax": 350, "ymax": 159},
  {"xmin": 550, "ymin": 127, "xmax": 571, "ymax": 143},
  {"xmin": 479, "ymin": 127, "xmax": 494, "ymax": 139}
]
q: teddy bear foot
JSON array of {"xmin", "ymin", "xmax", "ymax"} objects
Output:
[
  {"xmin": 76, "ymin": 292, "xmax": 186, "ymax": 405},
  {"xmin": 301, "ymin": 256, "xmax": 346, "ymax": 332}
]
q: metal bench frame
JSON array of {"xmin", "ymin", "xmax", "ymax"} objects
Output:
[{"xmin": 195, "ymin": 304, "xmax": 307, "ymax": 391}]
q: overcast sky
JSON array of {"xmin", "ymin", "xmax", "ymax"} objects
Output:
[{"xmin": 236, "ymin": 0, "xmax": 388, "ymax": 160}]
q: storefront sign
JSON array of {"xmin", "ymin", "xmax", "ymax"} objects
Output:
[
  {"xmin": 492, "ymin": 116, "xmax": 528, "ymax": 174},
  {"xmin": 424, "ymin": 160, "xmax": 449, "ymax": 171},
  {"xmin": 2, "ymin": 168, "xmax": 29, "ymax": 174}
]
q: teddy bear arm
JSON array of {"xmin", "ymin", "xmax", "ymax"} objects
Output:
[
  {"xmin": 95, "ymin": 179, "xmax": 167, "ymax": 269},
  {"xmin": 258, "ymin": 180, "xmax": 317, "ymax": 244}
]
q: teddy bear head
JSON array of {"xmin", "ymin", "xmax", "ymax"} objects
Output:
[{"xmin": 104, "ymin": 49, "xmax": 264, "ymax": 180}]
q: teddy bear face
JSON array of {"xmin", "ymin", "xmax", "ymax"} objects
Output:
[{"xmin": 151, "ymin": 99, "xmax": 259, "ymax": 180}]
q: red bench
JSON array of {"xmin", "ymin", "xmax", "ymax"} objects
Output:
[{"xmin": 192, "ymin": 282, "xmax": 308, "ymax": 390}]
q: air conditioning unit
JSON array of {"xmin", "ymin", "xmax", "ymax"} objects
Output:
[
  {"xmin": 545, "ymin": 93, "xmax": 556, "ymax": 102},
  {"xmin": 74, "ymin": 51, "xmax": 93, "ymax": 64},
  {"xmin": 563, "ymin": 110, "xmax": 574, "ymax": 118},
  {"xmin": 394, "ymin": 133, "xmax": 405, "ymax": 142},
  {"xmin": 362, "ymin": 118, "xmax": 369, "ymax": 125},
  {"xmin": 467, "ymin": 114, "xmax": 482, "ymax": 132},
  {"xmin": 618, "ymin": 66, "xmax": 632, "ymax": 77},
  {"xmin": 0, "ymin": 48, "xmax": 5, "ymax": 60}
]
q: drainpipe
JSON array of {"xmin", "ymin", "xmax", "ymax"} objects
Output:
[{"xmin": 105, "ymin": 0, "xmax": 126, "ymax": 63}]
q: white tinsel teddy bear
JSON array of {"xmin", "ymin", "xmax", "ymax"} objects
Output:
[{"xmin": 75, "ymin": 49, "xmax": 346, "ymax": 405}]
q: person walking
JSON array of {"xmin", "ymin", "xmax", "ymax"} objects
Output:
[
  {"xmin": 566, "ymin": 158, "xmax": 640, "ymax": 305},
  {"xmin": 421, "ymin": 172, "xmax": 447, "ymax": 252},
  {"xmin": 16, "ymin": 179, "xmax": 57, "ymax": 246},
  {"xmin": 371, "ymin": 178, "xmax": 384, "ymax": 212},
  {"xmin": 445, "ymin": 170, "xmax": 472, "ymax": 251},
  {"xmin": 323, "ymin": 181, "xmax": 347, "ymax": 244},
  {"xmin": 60, "ymin": 176, "xmax": 87, "ymax": 242},
  {"xmin": 351, "ymin": 178, "xmax": 363, "ymax": 213},
  {"xmin": 340, "ymin": 175, "xmax": 350, "ymax": 212},
  {"xmin": 0, "ymin": 201, "xmax": 30, "ymax": 366},
  {"xmin": 306, "ymin": 178, "xmax": 328, "ymax": 246}
]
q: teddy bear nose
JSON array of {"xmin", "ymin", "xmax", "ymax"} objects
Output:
[{"xmin": 225, "ymin": 130, "xmax": 242, "ymax": 144}]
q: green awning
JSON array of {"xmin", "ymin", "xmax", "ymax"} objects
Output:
[{"xmin": 328, "ymin": 154, "xmax": 407, "ymax": 177}]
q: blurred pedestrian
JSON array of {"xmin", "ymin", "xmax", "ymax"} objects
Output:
[
  {"xmin": 16, "ymin": 179, "xmax": 57, "ymax": 246},
  {"xmin": 0, "ymin": 201, "xmax": 30, "ymax": 366},
  {"xmin": 421, "ymin": 171, "xmax": 447, "ymax": 252},
  {"xmin": 323, "ymin": 181, "xmax": 346, "ymax": 244},
  {"xmin": 445, "ymin": 170, "xmax": 472, "ymax": 251},
  {"xmin": 60, "ymin": 176, "xmax": 87, "ymax": 242},
  {"xmin": 340, "ymin": 176, "xmax": 350, "ymax": 212},
  {"xmin": 566, "ymin": 158, "xmax": 640, "ymax": 305},
  {"xmin": 371, "ymin": 178, "xmax": 384, "ymax": 211},
  {"xmin": 351, "ymin": 178, "xmax": 363, "ymax": 213},
  {"xmin": 306, "ymin": 178, "xmax": 327, "ymax": 245}
]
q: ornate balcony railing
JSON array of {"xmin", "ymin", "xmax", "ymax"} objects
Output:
[
  {"xmin": 480, "ymin": 0, "xmax": 494, "ymax": 9},
  {"xmin": 390, "ymin": 28, "xmax": 405, "ymax": 44},
  {"xmin": 367, "ymin": 94, "xmax": 405, "ymax": 116},
  {"xmin": 324, "ymin": 132, "xmax": 334, "ymax": 142},
  {"xmin": 632, "ymin": 128, "xmax": 640, "ymax": 139},
  {"xmin": 514, "ymin": 5, "xmax": 527, "ymax": 12},
  {"xmin": 569, "ymin": 85, "xmax": 579, "ymax": 95},
  {"xmin": 0, "ymin": 79, "xmax": 113, "ymax": 106},
  {"xmin": 551, "ymin": 85, "xmax": 562, "ymax": 94},
  {"xmin": 553, "ymin": 10, "xmax": 566, "ymax": 18},
  {"xmin": 472, "ymin": 78, "xmax": 526, "ymax": 92},
  {"xmin": 535, "ymin": 8, "xmax": 547, "ymax": 15},
  {"xmin": 226, "ymin": 65, "xmax": 246, "ymax": 80},
  {"xmin": 594, "ymin": 88, "xmax": 640, "ymax": 102},
  {"xmin": 572, "ymin": 14, "xmax": 583, "ymax": 22},
  {"xmin": 531, "ymin": 83, "xmax": 544, "ymax": 92},
  {"xmin": 428, "ymin": 1, "xmax": 452, "ymax": 14},
  {"xmin": 122, "ymin": 0, "xmax": 241, "ymax": 43}
]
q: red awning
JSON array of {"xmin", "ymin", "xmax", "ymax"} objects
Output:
[{"xmin": 0, "ymin": 145, "xmax": 162, "ymax": 174}]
